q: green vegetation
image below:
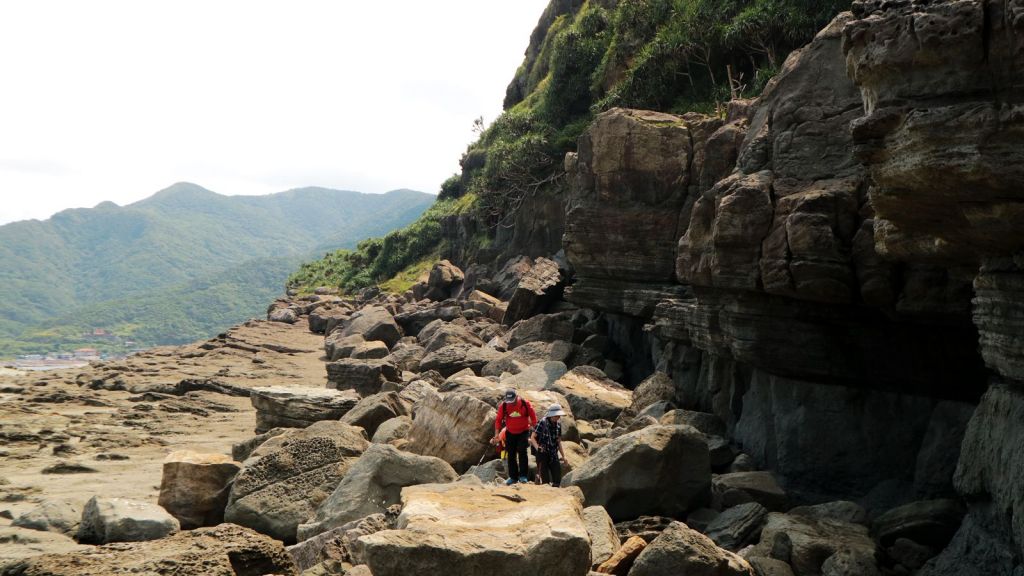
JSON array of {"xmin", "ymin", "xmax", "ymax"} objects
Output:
[
  {"xmin": 0, "ymin": 184, "xmax": 434, "ymax": 358},
  {"xmin": 288, "ymin": 0, "xmax": 846, "ymax": 296},
  {"xmin": 288, "ymin": 194, "xmax": 476, "ymax": 294}
]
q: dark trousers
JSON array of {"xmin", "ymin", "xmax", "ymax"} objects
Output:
[
  {"xmin": 538, "ymin": 451, "xmax": 562, "ymax": 486},
  {"xmin": 506, "ymin": 430, "xmax": 529, "ymax": 479}
]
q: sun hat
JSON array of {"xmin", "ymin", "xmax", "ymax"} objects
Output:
[
  {"xmin": 503, "ymin": 389, "xmax": 517, "ymax": 403},
  {"xmin": 544, "ymin": 403, "xmax": 566, "ymax": 418}
]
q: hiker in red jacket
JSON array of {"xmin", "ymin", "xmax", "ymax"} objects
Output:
[{"xmin": 493, "ymin": 388, "xmax": 537, "ymax": 485}]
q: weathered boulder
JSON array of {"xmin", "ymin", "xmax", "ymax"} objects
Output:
[
  {"xmin": 11, "ymin": 499, "xmax": 82, "ymax": 536},
  {"xmin": 659, "ymin": 409, "xmax": 727, "ymax": 437},
  {"xmin": 339, "ymin": 391, "xmax": 411, "ymax": 438},
  {"xmin": 502, "ymin": 257, "xmax": 565, "ymax": 325},
  {"xmin": 404, "ymin": 392, "xmax": 497, "ymax": 473},
  {"xmin": 789, "ymin": 501, "xmax": 866, "ymax": 526},
  {"xmin": 269, "ymin": 307, "xmax": 299, "ymax": 324},
  {"xmin": 751, "ymin": 512, "xmax": 876, "ymax": 576},
  {"xmin": 713, "ymin": 472, "xmax": 787, "ymax": 511},
  {"xmin": 324, "ymin": 333, "xmax": 365, "ymax": 361},
  {"xmin": 337, "ymin": 306, "xmax": 402, "ymax": 348},
  {"xmin": 5, "ymin": 523, "xmax": 296, "ymax": 575},
  {"xmin": 425, "ymin": 260, "xmax": 464, "ymax": 301},
  {"xmin": 551, "ymin": 366, "xmax": 631, "ymax": 421},
  {"xmin": 419, "ymin": 321, "xmax": 484, "ymax": 353},
  {"xmin": 628, "ymin": 521, "xmax": 755, "ymax": 576},
  {"xmin": 507, "ymin": 313, "xmax": 575, "ymax": 348},
  {"xmin": 419, "ymin": 344, "xmax": 503, "ymax": 377},
  {"xmin": 157, "ymin": 450, "xmax": 240, "ymax": 529},
  {"xmin": 872, "ymin": 499, "xmax": 965, "ymax": 549},
  {"xmin": 224, "ymin": 421, "xmax": 369, "ymax": 543},
  {"xmin": 484, "ymin": 340, "xmax": 576, "ymax": 378},
  {"xmin": 77, "ymin": 496, "xmax": 179, "ymax": 544},
  {"xmin": 564, "ymin": 425, "xmax": 711, "ymax": 521},
  {"xmin": 287, "ymin": 512, "xmax": 395, "ymax": 572},
  {"xmin": 387, "ymin": 341, "xmax": 426, "ymax": 372},
  {"xmin": 623, "ymin": 372, "xmax": 675, "ymax": 420},
  {"xmin": 350, "ymin": 340, "xmax": 390, "ymax": 360},
  {"xmin": 309, "ymin": 304, "xmax": 351, "ymax": 334},
  {"xmin": 359, "ymin": 483, "xmax": 591, "ymax": 576},
  {"xmin": 326, "ymin": 358, "xmax": 400, "ymax": 397},
  {"xmin": 500, "ymin": 361, "xmax": 568, "ymax": 392},
  {"xmin": 371, "ymin": 415, "xmax": 413, "ymax": 445},
  {"xmin": 250, "ymin": 386, "xmax": 359, "ymax": 433},
  {"xmin": 596, "ymin": 535, "xmax": 647, "ymax": 575},
  {"xmin": 705, "ymin": 502, "xmax": 768, "ymax": 551},
  {"xmin": 748, "ymin": 556, "xmax": 797, "ymax": 576},
  {"xmin": 584, "ymin": 505, "xmax": 621, "ymax": 568},
  {"xmin": 820, "ymin": 549, "xmax": 880, "ymax": 576},
  {"xmin": 298, "ymin": 444, "xmax": 457, "ymax": 540}
]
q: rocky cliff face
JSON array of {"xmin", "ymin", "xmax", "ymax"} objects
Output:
[{"xmin": 444, "ymin": 1, "xmax": 1022, "ymax": 570}]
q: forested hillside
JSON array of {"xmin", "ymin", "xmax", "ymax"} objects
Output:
[{"xmin": 0, "ymin": 184, "xmax": 433, "ymax": 356}]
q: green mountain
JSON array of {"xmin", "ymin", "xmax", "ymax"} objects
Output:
[{"xmin": 0, "ymin": 183, "xmax": 434, "ymax": 357}]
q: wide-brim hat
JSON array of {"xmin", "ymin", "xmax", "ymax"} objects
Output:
[{"xmin": 544, "ymin": 403, "xmax": 566, "ymax": 418}]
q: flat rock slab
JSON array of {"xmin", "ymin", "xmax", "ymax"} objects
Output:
[
  {"xmin": 3, "ymin": 523, "xmax": 297, "ymax": 575},
  {"xmin": 360, "ymin": 483, "xmax": 591, "ymax": 576},
  {"xmin": 251, "ymin": 386, "xmax": 359, "ymax": 433}
]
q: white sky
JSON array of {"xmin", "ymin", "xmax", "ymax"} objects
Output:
[{"xmin": 0, "ymin": 1, "xmax": 550, "ymax": 225}]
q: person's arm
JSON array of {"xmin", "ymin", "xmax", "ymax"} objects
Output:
[
  {"xmin": 530, "ymin": 428, "xmax": 540, "ymax": 451},
  {"xmin": 492, "ymin": 405, "xmax": 504, "ymax": 442},
  {"xmin": 527, "ymin": 401, "xmax": 538, "ymax": 428}
]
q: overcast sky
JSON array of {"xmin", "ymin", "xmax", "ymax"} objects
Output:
[{"xmin": 0, "ymin": 1, "xmax": 550, "ymax": 225}]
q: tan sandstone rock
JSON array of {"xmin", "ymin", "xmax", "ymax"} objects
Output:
[{"xmin": 158, "ymin": 450, "xmax": 240, "ymax": 529}]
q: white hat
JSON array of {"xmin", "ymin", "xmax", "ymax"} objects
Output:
[{"xmin": 544, "ymin": 403, "xmax": 566, "ymax": 419}]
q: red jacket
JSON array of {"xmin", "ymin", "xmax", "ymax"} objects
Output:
[{"xmin": 495, "ymin": 397, "xmax": 537, "ymax": 434}]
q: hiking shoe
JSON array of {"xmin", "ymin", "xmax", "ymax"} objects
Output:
[
  {"xmin": 505, "ymin": 477, "xmax": 517, "ymax": 486},
  {"xmin": 519, "ymin": 476, "xmax": 530, "ymax": 484}
]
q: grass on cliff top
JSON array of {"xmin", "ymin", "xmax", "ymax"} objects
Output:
[{"xmin": 287, "ymin": 193, "xmax": 477, "ymax": 295}]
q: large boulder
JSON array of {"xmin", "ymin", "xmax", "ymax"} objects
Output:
[
  {"xmin": 339, "ymin": 391, "xmax": 411, "ymax": 438},
  {"xmin": 705, "ymin": 502, "xmax": 768, "ymax": 551},
  {"xmin": 713, "ymin": 471, "xmax": 787, "ymax": 511},
  {"xmin": 359, "ymin": 483, "xmax": 591, "ymax": 576},
  {"xmin": 77, "ymin": 496, "xmax": 180, "ymax": 544},
  {"xmin": 371, "ymin": 415, "xmax": 413, "ymax": 445},
  {"xmin": 4, "ymin": 523, "xmax": 296, "ymax": 575},
  {"xmin": 326, "ymin": 358, "xmax": 400, "ymax": 397},
  {"xmin": 506, "ymin": 313, "xmax": 575, "ymax": 348},
  {"xmin": 419, "ymin": 344, "xmax": 503, "ymax": 377},
  {"xmin": 250, "ymin": 386, "xmax": 359, "ymax": 433},
  {"xmin": 404, "ymin": 392, "xmax": 497, "ymax": 473},
  {"xmin": 425, "ymin": 260, "xmax": 464, "ymax": 301},
  {"xmin": 872, "ymin": 499, "xmax": 965, "ymax": 549},
  {"xmin": 750, "ymin": 512, "xmax": 877, "ymax": 576},
  {"xmin": 584, "ymin": 505, "xmax": 621, "ymax": 568},
  {"xmin": 550, "ymin": 366, "xmax": 632, "ymax": 421},
  {"xmin": 11, "ymin": 499, "xmax": 82, "ymax": 537},
  {"xmin": 628, "ymin": 521, "xmax": 755, "ymax": 576},
  {"xmin": 502, "ymin": 257, "xmax": 566, "ymax": 325},
  {"xmin": 224, "ymin": 421, "xmax": 369, "ymax": 543},
  {"xmin": 337, "ymin": 306, "xmax": 403, "ymax": 348},
  {"xmin": 157, "ymin": 450, "xmax": 240, "ymax": 529},
  {"xmin": 288, "ymin": 513, "xmax": 395, "ymax": 573},
  {"xmin": 298, "ymin": 444, "xmax": 457, "ymax": 540},
  {"xmin": 564, "ymin": 425, "xmax": 711, "ymax": 521}
]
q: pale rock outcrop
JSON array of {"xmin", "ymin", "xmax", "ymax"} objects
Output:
[
  {"xmin": 158, "ymin": 450, "xmax": 240, "ymax": 529},
  {"xmin": 551, "ymin": 366, "xmax": 631, "ymax": 421},
  {"xmin": 250, "ymin": 386, "xmax": 359, "ymax": 433},
  {"xmin": 77, "ymin": 496, "xmax": 179, "ymax": 544},
  {"xmin": 224, "ymin": 421, "xmax": 369, "ymax": 543},
  {"xmin": 404, "ymin": 392, "xmax": 497, "ymax": 473},
  {"xmin": 298, "ymin": 444, "xmax": 457, "ymax": 541},
  {"xmin": 564, "ymin": 425, "xmax": 710, "ymax": 521},
  {"xmin": 359, "ymin": 483, "xmax": 591, "ymax": 576}
]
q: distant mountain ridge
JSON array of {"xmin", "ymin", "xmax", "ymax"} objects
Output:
[{"xmin": 0, "ymin": 183, "xmax": 434, "ymax": 357}]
